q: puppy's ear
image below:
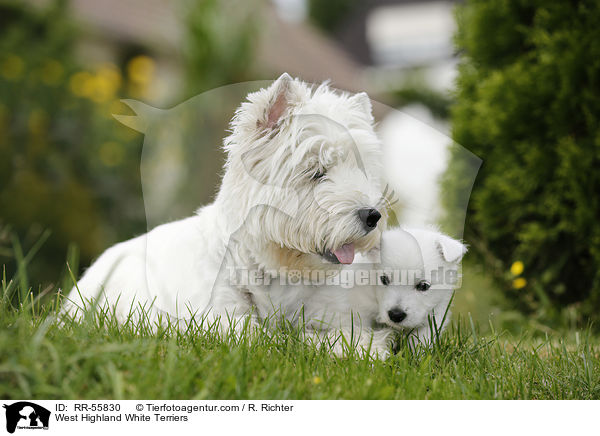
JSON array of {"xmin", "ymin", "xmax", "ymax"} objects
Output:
[
  {"xmin": 350, "ymin": 91, "xmax": 373, "ymax": 121},
  {"xmin": 362, "ymin": 246, "xmax": 381, "ymax": 264},
  {"xmin": 257, "ymin": 73, "xmax": 295, "ymax": 130},
  {"xmin": 436, "ymin": 234, "xmax": 467, "ymax": 263}
]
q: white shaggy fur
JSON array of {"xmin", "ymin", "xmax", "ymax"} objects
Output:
[
  {"xmin": 250, "ymin": 227, "xmax": 467, "ymax": 358},
  {"xmin": 62, "ymin": 74, "xmax": 388, "ymax": 330}
]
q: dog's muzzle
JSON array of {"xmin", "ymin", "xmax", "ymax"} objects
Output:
[
  {"xmin": 322, "ymin": 250, "xmax": 341, "ymax": 264},
  {"xmin": 322, "ymin": 242, "xmax": 355, "ymax": 264},
  {"xmin": 358, "ymin": 208, "xmax": 381, "ymax": 233},
  {"xmin": 387, "ymin": 308, "xmax": 407, "ymax": 323}
]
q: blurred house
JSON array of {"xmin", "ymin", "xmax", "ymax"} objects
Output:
[
  {"xmin": 41, "ymin": 0, "xmax": 372, "ymax": 105},
  {"xmin": 33, "ymin": 0, "xmax": 459, "ymax": 104},
  {"xmin": 317, "ymin": 0, "xmax": 458, "ymax": 93},
  {"xmin": 29, "ymin": 0, "xmax": 466, "ymax": 231}
]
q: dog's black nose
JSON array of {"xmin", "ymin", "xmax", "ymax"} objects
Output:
[
  {"xmin": 358, "ymin": 208, "xmax": 381, "ymax": 232},
  {"xmin": 388, "ymin": 308, "xmax": 407, "ymax": 323}
]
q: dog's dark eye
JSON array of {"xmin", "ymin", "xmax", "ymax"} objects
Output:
[
  {"xmin": 312, "ymin": 169, "xmax": 326, "ymax": 180},
  {"xmin": 415, "ymin": 280, "xmax": 431, "ymax": 292},
  {"xmin": 380, "ymin": 275, "xmax": 390, "ymax": 286}
]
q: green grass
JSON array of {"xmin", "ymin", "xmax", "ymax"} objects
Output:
[
  {"xmin": 1, "ymin": 233, "xmax": 599, "ymax": 400},
  {"xmin": 1, "ymin": 287, "xmax": 599, "ymax": 400}
]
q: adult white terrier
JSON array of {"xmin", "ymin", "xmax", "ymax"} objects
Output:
[
  {"xmin": 63, "ymin": 74, "xmax": 388, "ymax": 330},
  {"xmin": 251, "ymin": 227, "xmax": 467, "ymax": 358}
]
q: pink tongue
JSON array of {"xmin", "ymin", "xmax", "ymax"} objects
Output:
[{"xmin": 333, "ymin": 243, "xmax": 355, "ymax": 264}]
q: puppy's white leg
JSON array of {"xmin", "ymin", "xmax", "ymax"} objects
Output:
[
  {"xmin": 344, "ymin": 329, "xmax": 393, "ymax": 360},
  {"xmin": 356, "ymin": 328, "xmax": 394, "ymax": 359},
  {"xmin": 409, "ymin": 324, "xmax": 435, "ymax": 347},
  {"xmin": 301, "ymin": 327, "xmax": 393, "ymax": 359},
  {"xmin": 300, "ymin": 328, "xmax": 347, "ymax": 357},
  {"xmin": 409, "ymin": 308, "xmax": 451, "ymax": 347}
]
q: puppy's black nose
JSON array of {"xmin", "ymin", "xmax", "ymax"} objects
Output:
[
  {"xmin": 358, "ymin": 208, "xmax": 381, "ymax": 232},
  {"xmin": 388, "ymin": 308, "xmax": 407, "ymax": 323}
]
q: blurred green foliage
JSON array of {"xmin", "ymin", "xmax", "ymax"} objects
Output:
[
  {"xmin": 183, "ymin": 0, "xmax": 259, "ymax": 95},
  {"xmin": 0, "ymin": 0, "xmax": 261, "ymax": 288},
  {"xmin": 444, "ymin": 0, "xmax": 600, "ymax": 324},
  {"xmin": 392, "ymin": 86, "xmax": 452, "ymax": 120},
  {"xmin": 308, "ymin": 0, "xmax": 361, "ymax": 34},
  {"xmin": 0, "ymin": 0, "xmax": 145, "ymax": 287}
]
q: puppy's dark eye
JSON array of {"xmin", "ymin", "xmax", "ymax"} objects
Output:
[
  {"xmin": 312, "ymin": 169, "xmax": 326, "ymax": 180},
  {"xmin": 415, "ymin": 280, "xmax": 431, "ymax": 292},
  {"xmin": 380, "ymin": 275, "xmax": 390, "ymax": 286}
]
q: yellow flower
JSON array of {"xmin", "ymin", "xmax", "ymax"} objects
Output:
[
  {"xmin": 1, "ymin": 54, "xmax": 24, "ymax": 80},
  {"xmin": 312, "ymin": 376, "xmax": 322, "ymax": 385},
  {"xmin": 512, "ymin": 277, "xmax": 527, "ymax": 289},
  {"xmin": 510, "ymin": 261, "xmax": 524, "ymax": 276},
  {"xmin": 127, "ymin": 55, "xmax": 155, "ymax": 84},
  {"xmin": 127, "ymin": 55, "xmax": 155, "ymax": 99},
  {"xmin": 92, "ymin": 64, "xmax": 121, "ymax": 103},
  {"xmin": 70, "ymin": 65, "xmax": 122, "ymax": 103},
  {"xmin": 69, "ymin": 71, "xmax": 94, "ymax": 97},
  {"xmin": 97, "ymin": 64, "xmax": 121, "ymax": 88},
  {"xmin": 89, "ymin": 75, "xmax": 114, "ymax": 103}
]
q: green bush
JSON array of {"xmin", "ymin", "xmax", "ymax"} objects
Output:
[
  {"xmin": 0, "ymin": 0, "xmax": 145, "ymax": 286},
  {"xmin": 445, "ymin": 0, "xmax": 600, "ymax": 323},
  {"xmin": 308, "ymin": 0, "xmax": 360, "ymax": 34},
  {"xmin": 183, "ymin": 0, "xmax": 258, "ymax": 95},
  {"xmin": 0, "ymin": 0, "xmax": 262, "ymax": 290}
]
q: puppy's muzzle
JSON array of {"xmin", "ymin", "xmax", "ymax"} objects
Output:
[
  {"xmin": 387, "ymin": 308, "xmax": 407, "ymax": 323},
  {"xmin": 358, "ymin": 208, "xmax": 381, "ymax": 232}
]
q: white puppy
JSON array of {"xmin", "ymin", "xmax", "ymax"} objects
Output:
[
  {"xmin": 62, "ymin": 74, "xmax": 388, "ymax": 330},
  {"xmin": 250, "ymin": 227, "xmax": 467, "ymax": 358}
]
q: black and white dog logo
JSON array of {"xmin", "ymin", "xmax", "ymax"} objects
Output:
[{"xmin": 2, "ymin": 402, "xmax": 50, "ymax": 433}]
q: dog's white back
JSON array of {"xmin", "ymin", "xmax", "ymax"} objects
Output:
[{"xmin": 62, "ymin": 74, "xmax": 388, "ymax": 331}]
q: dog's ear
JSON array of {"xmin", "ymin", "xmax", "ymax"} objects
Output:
[
  {"xmin": 436, "ymin": 234, "xmax": 467, "ymax": 263},
  {"xmin": 350, "ymin": 92, "xmax": 373, "ymax": 121},
  {"xmin": 257, "ymin": 73, "xmax": 297, "ymax": 131}
]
